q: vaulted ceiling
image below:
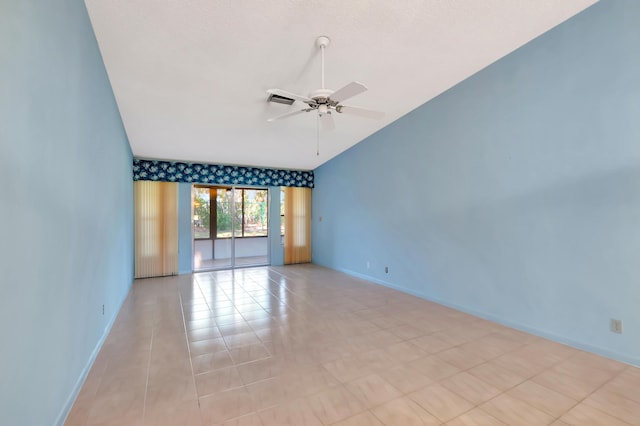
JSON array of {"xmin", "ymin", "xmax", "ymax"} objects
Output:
[{"xmin": 85, "ymin": 0, "xmax": 597, "ymax": 171}]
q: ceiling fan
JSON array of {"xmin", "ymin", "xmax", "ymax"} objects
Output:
[{"xmin": 266, "ymin": 36, "xmax": 384, "ymax": 131}]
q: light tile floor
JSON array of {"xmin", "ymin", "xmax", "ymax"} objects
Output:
[{"xmin": 65, "ymin": 265, "xmax": 640, "ymax": 426}]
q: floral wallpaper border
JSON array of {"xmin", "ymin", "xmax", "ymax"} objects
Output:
[{"xmin": 133, "ymin": 158, "xmax": 314, "ymax": 188}]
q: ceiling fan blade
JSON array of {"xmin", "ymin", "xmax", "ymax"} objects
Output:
[
  {"xmin": 336, "ymin": 105, "xmax": 385, "ymax": 120},
  {"xmin": 320, "ymin": 112, "xmax": 335, "ymax": 132},
  {"xmin": 330, "ymin": 81, "xmax": 368, "ymax": 103},
  {"xmin": 267, "ymin": 88, "xmax": 313, "ymax": 104},
  {"xmin": 267, "ymin": 108, "xmax": 310, "ymax": 122}
]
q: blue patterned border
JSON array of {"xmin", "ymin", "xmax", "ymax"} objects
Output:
[{"xmin": 133, "ymin": 158, "xmax": 314, "ymax": 188}]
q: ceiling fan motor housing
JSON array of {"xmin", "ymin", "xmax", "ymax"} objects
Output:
[{"xmin": 309, "ymin": 88, "xmax": 334, "ymax": 104}]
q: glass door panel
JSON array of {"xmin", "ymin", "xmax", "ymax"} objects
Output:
[
  {"xmin": 235, "ymin": 188, "xmax": 269, "ymax": 267},
  {"xmin": 193, "ymin": 186, "xmax": 269, "ymax": 271},
  {"xmin": 212, "ymin": 188, "xmax": 233, "ymax": 269},
  {"xmin": 233, "ymin": 189, "xmax": 243, "ymax": 239}
]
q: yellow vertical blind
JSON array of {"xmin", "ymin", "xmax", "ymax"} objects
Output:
[
  {"xmin": 284, "ymin": 187, "xmax": 312, "ymax": 264},
  {"xmin": 134, "ymin": 181, "xmax": 178, "ymax": 278}
]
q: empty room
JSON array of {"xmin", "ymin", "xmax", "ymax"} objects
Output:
[{"xmin": 1, "ymin": 0, "xmax": 639, "ymax": 425}]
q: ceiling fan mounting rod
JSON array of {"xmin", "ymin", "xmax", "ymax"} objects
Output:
[{"xmin": 316, "ymin": 36, "xmax": 330, "ymax": 90}]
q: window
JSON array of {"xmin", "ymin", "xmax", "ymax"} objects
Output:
[{"xmin": 241, "ymin": 188, "xmax": 268, "ymax": 237}]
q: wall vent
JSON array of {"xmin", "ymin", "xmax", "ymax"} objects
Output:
[{"xmin": 268, "ymin": 93, "xmax": 295, "ymax": 105}]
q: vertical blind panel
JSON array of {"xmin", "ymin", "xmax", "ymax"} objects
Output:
[
  {"xmin": 134, "ymin": 181, "xmax": 178, "ymax": 278},
  {"xmin": 284, "ymin": 187, "xmax": 312, "ymax": 264}
]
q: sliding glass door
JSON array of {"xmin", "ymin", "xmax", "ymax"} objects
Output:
[{"xmin": 193, "ymin": 186, "xmax": 269, "ymax": 271}]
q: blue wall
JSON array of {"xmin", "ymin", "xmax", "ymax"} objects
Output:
[
  {"xmin": 269, "ymin": 187, "xmax": 284, "ymax": 266},
  {"xmin": 178, "ymin": 182, "xmax": 194, "ymax": 274},
  {"xmin": 313, "ymin": 0, "xmax": 640, "ymax": 366},
  {"xmin": 0, "ymin": 0, "xmax": 134, "ymax": 424}
]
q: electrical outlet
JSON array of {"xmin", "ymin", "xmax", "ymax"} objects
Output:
[
  {"xmin": 385, "ymin": 266, "xmax": 389, "ymax": 273},
  {"xmin": 102, "ymin": 304, "xmax": 105, "ymax": 316},
  {"xmin": 611, "ymin": 319, "xmax": 622, "ymax": 334},
  {"xmin": 366, "ymin": 261, "xmax": 370, "ymax": 269}
]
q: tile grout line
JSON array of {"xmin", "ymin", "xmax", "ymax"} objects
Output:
[
  {"xmin": 548, "ymin": 362, "xmax": 635, "ymax": 425},
  {"xmin": 362, "ymin": 337, "xmax": 575, "ymax": 425},
  {"xmin": 87, "ymin": 267, "xmax": 640, "ymax": 426},
  {"xmin": 141, "ymin": 327, "xmax": 154, "ymax": 426},
  {"xmin": 178, "ymin": 289, "xmax": 201, "ymax": 410},
  {"xmin": 459, "ymin": 349, "xmax": 633, "ymax": 425}
]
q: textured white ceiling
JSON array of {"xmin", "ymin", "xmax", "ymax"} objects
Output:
[{"xmin": 85, "ymin": 0, "xmax": 597, "ymax": 171}]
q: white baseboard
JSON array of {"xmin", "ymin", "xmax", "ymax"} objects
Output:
[{"xmin": 54, "ymin": 282, "xmax": 132, "ymax": 426}]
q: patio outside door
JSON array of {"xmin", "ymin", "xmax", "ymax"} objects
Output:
[{"xmin": 193, "ymin": 186, "xmax": 269, "ymax": 271}]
